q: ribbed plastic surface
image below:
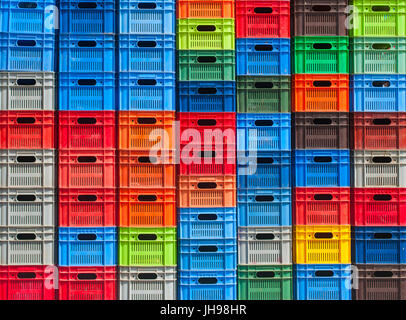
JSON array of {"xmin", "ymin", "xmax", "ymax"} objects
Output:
[{"xmin": 177, "ymin": 0, "xmax": 234, "ymax": 19}]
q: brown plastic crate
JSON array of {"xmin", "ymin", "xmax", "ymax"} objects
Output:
[
  {"xmin": 294, "ymin": 112, "xmax": 349, "ymax": 149},
  {"xmin": 354, "ymin": 264, "xmax": 406, "ymax": 300}
]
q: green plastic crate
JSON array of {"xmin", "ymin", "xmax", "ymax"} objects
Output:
[
  {"xmin": 177, "ymin": 18, "xmax": 235, "ymax": 50},
  {"xmin": 119, "ymin": 227, "xmax": 177, "ymax": 266},
  {"xmin": 238, "ymin": 265, "xmax": 293, "ymax": 300},
  {"xmin": 237, "ymin": 76, "xmax": 291, "ymax": 113},
  {"xmin": 294, "ymin": 36, "xmax": 349, "ymax": 74}
]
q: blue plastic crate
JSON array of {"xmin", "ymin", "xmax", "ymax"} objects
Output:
[
  {"xmin": 0, "ymin": 32, "xmax": 55, "ymax": 71},
  {"xmin": 59, "ymin": 72, "xmax": 115, "ymax": 111},
  {"xmin": 350, "ymin": 74, "xmax": 406, "ymax": 112},
  {"xmin": 58, "ymin": 227, "xmax": 117, "ymax": 266},
  {"xmin": 178, "ymin": 270, "xmax": 237, "ymax": 300},
  {"xmin": 0, "ymin": 0, "xmax": 57, "ymax": 34},
  {"xmin": 178, "ymin": 207, "xmax": 237, "ymax": 240},
  {"xmin": 60, "ymin": 0, "xmax": 115, "ymax": 34},
  {"xmin": 237, "ymin": 188, "xmax": 292, "ymax": 227},
  {"xmin": 59, "ymin": 34, "xmax": 115, "ymax": 73},
  {"xmin": 118, "ymin": 72, "xmax": 175, "ymax": 111},
  {"xmin": 294, "ymin": 264, "xmax": 352, "ymax": 300},
  {"xmin": 177, "ymin": 81, "xmax": 236, "ymax": 112},
  {"xmin": 294, "ymin": 149, "xmax": 350, "ymax": 187},
  {"xmin": 118, "ymin": 34, "xmax": 175, "ymax": 73},
  {"xmin": 353, "ymin": 227, "xmax": 406, "ymax": 264},
  {"xmin": 237, "ymin": 113, "xmax": 291, "ymax": 152},
  {"xmin": 119, "ymin": 0, "xmax": 175, "ymax": 34},
  {"xmin": 236, "ymin": 38, "xmax": 291, "ymax": 76}
]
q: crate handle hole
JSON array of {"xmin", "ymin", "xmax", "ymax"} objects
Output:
[
  {"xmin": 196, "ymin": 25, "xmax": 216, "ymax": 32},
  {"xmin": 137, "ymin": 79, "xmax": 157, "ymax": 86},
  {"xmin": 197, "ymin": 119, "xmax": 216, "ymax": 126},
  {"xmin": 137, "ymin": 41, "xmax": 157, "ymax": 48},
  {"xmin": 78, "ymin": 195, "xmax": 97, "ymax": 202},
  {"xmin": 254, "ymin": 7, "xmax": 272, "ymax": 14},
  {"xmin": 77, "ymin": 117, "xmax": 97, "ymax": 124},
  {"xmin": 199, "ymin": 151, "xmax": 216, "ymax": 158},
  {"xmin": 138, "ymin": 156, "xmax": 157, "ymax": 164},
  {"xmin": 313, "ymin": 81, "xmax": 331, "ymax": 87},
  {"xmin": 138, "ymin": 3, "xmax": 157, "ymax": 9},
  {"xmin": 313, "ymin": 43, "xmax": 332, "ymax": 50},
  {"xmin": 16, "ymin": 233, "xmax": 36, "ymax": 240},
  {"xmin": 16, "ymin": 117, "xmax": 36, "ymax": 124},
  {"xmin": 254, "ymin": 120, "xmax": 273, "ymax": 126},
  {"xmin": 198, "ymin": 214, "xmax": 218, "ymax": 221},
  {"xmin": 372, "ymin": 5, "xmax": 390, "ymax": 12},
  {"xmin": 16, "ymin": 156, "xmax": 36, "ymax": 163},
  {"xmin": 254, "ymin": 45, "xmax": 273, "ymax": 51},
  {"xmin": 198, "ymin": 88, "xmax": 217, "ymax": 94},
  {"xmin": 78, "ymin": 2, "xmax": 97, "ymax": 9},
  {"xmin": 315, "ymin": 270, "xmax": 334, "ymax": 277},
  {"xmin": 138, "ymin": 234, "xmax": 157, "ymax": 241},
  {"xmin": 17, "ymin": 272, "xmax": 37, "ymax": 279},
  {"xmin": 138, "ymin": 195, "xmax": 157, "ymax": 202},
  {"xmin": 372, "ymin": 156, "xmax": 392, "ymax": 163},
  {"xmin": 373, "ymin": 194, "xmax": 392, "ymax": 201},
  {"xmin": 254, "ymin": 82, "xmax": 273, "ymax": 89},
  {"xmin": 78, "ymin": 41, "xmax": 97, "ymax": 47},
  {"xmin": 256, "ymin": 271, "xmax": 275, "ymax": 278},
  {"xmin": 18, "ymin": 2, "xmax": 38, "ymax": 9},
  {"xmin": 372, "ymin": 81, "xmax": 390, "ymax": 88},
  {"xmin": 77, "ymin": 156, "xmax": 97, "ymax": 163},
  {"xmin": 256, "ymin": 233, "xmax": 274, "ymax": 240},
  {"xmin": 373, "ymin": 271, "xmax": 393, "ymax": 278},
  {"xmin": 313, "ymin": 118, "xmax": 332, "ymax": 125},
  {"xmin": 374, "ymin": 233, "xmax": 392, "ymax": 239},
  {"xmin": 255, "ymin": 195, "xmax": 274, "ymax": 202},
  {"xmin": 257, "ymin": 157, "xmax": 274, "ymax": 164},
  {"xmin": 138, "ymin": 273, "xmax": 158, "ymax": 280},
  {"xmin": 372, "ymin": 43, "xmax": 391, "ymax": 50},
  {"xmin": 313, "ymin": 156, "xmax": 332, "ymax": 163},
  {"xmin": 17, "ymin": 40, "xmax": 36, "ymax": 47},
  {"xmin": 199, "ymin": 246, "xmax": 218, "ymax": 252},
  {"xmin": 312, "ymin": 5, "xmax": 331, "ymax": 12},
  {"xmin": 197, "ymin": 182, "xmax": 217, "ymax": 189},
  {"xmin": 372, "ymin": 118, "xmax": 391, "ymax": 125},
  {"xmin": 77, "ymin": 273, "xmax": 97, "ymax": 280},
  {"xmin": 137, "ymin": 117, "xmax": 157, "ymax": 124},
  {"xmin": 197, "ymin": 56, "xmax": 216, "ymax": 63},
  {"xmin": 314, "ymin": 232, "xmax": 333, "ymax": 239},
  {"xmin": 78, "ymin": 234, "xmax": 97, "ymax": 240},
  {"xmin": 78, "ymin": 79, "xmax": 96, "ymax": 86},
  {"xmin": 17, "ymin": 79, "xmax": 36, "ymax": 86},
  {"xmin": 198, "ymin": 278, "xmax": 217, "ymax": 284},
  {"xmin": 16, "ymin": 194, "xmax": 36, "ymax": 202},
  {"xmin": 314, "ymin": 194, "xmax": 333, "ymax": 201}
]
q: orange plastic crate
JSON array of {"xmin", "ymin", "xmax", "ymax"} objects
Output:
[{"xmin": 177, "ymin": 0, "xmax": 235, "ymax": 19}]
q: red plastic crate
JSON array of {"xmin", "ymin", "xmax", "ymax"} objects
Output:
[
  {"xmin": 59, "ymin": 188, "xmax": 116, "ymax": 227},
  {"xmin": 351, "ymin": 188, "xmax": 406, "ymax": 226},
  {"xmin": 293, "ymin": 187, "xmax": 350, "ymax": 225},
  {"xmin": 58, "ymin": 267, "xmax": 116, "ymax": 300},
  {"xmin": 58, "ymin": 111, "xmax": 116, "ymax": 150},
  {"xmin": 0, "ymin": 111, "xmax": 54, "ymax": 149},
  {"xmin": 0, "ymin": 266, "xmax": 56, "ymax": 300},
  {"xmin": 236, "ymin": 0, "xmax": 290, "ymax": 38}
]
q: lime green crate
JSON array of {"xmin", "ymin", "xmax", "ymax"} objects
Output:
[
  {"xmin": 350, "ymin": 0, "xmax": 406, "ymax": 37},
  {"xmin": 294, "ymin": 36, "xmax": 349, "ymax": 74},
  {"xmin": 119, "ymin": 227, "xmax": 177, "ymax": 266},
  {"xmin": 238, "ymin": 265, "xmax": 293, "ymax": 300},
  {"xmin": 237, "ymin": 76, "xmax": 291, "ymax": 113},
  {"xmin": 177, "ymin": 18, "xmax": 235, "ymax": 50}
]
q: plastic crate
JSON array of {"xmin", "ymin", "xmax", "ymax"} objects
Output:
[
  {"xmin": 294, "ymin": 264, "xmax": 351, "ymax": 300},
  {"xmin": 0, "ymin": 33, "xmax": 55, "ymax": 71},
  {"xmin": 237, "ymin": 76, "xmax": 291, "ymax": 113},
  {"xmin": 58, "ymin": 111, "xmax": 116, "ymax": 150},
  {"xmin": 58, "ymin": 227, "xmax": 117, "ymax": 266},
  {"xmin": 178, "ymin": 270, "xmax": 236, "ymax": 300},
  {"xmin": 60, "ymin": 0, "xmax": 115, "ymax": 34},
  {"xmin": 293, "ymin": 0, "xmax": 348, "ymax": 36},
  {"xmin": 177, "ymin": 18, "xmax": 235, "ymax": 50},
  {"xmin": 178, "ymin": 207, "xmax": 237, "ymax": 240},
  {"xmin": 58, "ymin": 266, "xmax": 116, "ymax": 300},
  {"xmin": 293, "ymin": 225, "xmax": 351, "ymax": 264},
  {"xmin": 59, "ymin": 34, "xmax": 115, "ymax": 73},
  {"xmin": 0, "ymin": 149, "xmax": 55, "ymax": 188},
  {"xmin": 119, "ymin": 227, "xmax": 176, "ymax": 266},
  {"xmin": 0, "ymin": 187, "xmax": 55, "ymax": 227},
  {"xmin": 352, "ymin": 150, "xmax": 406, "ymax": 188},
  {"xmin": 238, "ymin": 226, "xmax": 292, "ymax": 265},
  {"xmin": 177, "ymin": 81, "xmax": 236, "ymax": 112},
  {"xmin": 353, "ymin": 226, "xmax": 406, "ymax": 264},
  {"xmin": 293, "ymin": 74, "xmax": 350, "ymax": 112},
  {"xmin": 293, "ymin": 112, "xmax": 349, "ymax": 149},
  {"xmin": 59, "ymin": 72, "xmax": 115, "ymax": 111},
  {"xmin": 0, "ymin": 265, "xmax": 56, "ymax": 300},
  {"xmin": 237, "ymin": 113, "xmax": 291, "ymax": 151},
  {"xmin": 238, "ymin": 265, "xmax": 293, "ymax": 300},
  {"xmin": 177, "ymin": 0, "xmax": 234, "ymax": 18},
  {"xmin": 237, "ymin": 188, "xmax": 292, "ymax": 227},
  {"xmin": 351, "ymin": 188, "xmax": 406, "ymax": 227},
  {"xmin": 119, "ymin": 266, "xmax": 176, "ymax": 300},
  {"xmin": 294, "ymin": 149, "xmax": 350, "ymax": 187},
  {"xmin": 0, "ymin": 226, "xmax": 54, "ymax": 265},
  {"xmin": 178, "ymin": 50, "xmax": 235, "ymax": 81},
  {"xmin": 293, "ymin": 187, "xmax": 350, "ymax": 225},
  {"xmin": 236, "ymin": 0, "xmax": 290, "ymax": 38},
  {"xmin": 236, "ymin": 38, "xmax": 291, "ymax": 76},
  {"xmin": 118, "ymin": 34, "xmax": 175, "ymax": 73},
  {"xmin": 350, "ymin": 74, "xmax": 406, "ymax": 112},
  {"xmin": 119, "ymin": 0, "xmax": 175, "ymax": 34},
  {"xmin": 351, "ymin": 37, "xmax": 406, "ymax": 74},
  {"xmin": 59, "ymin": 188, "xmax": 116, "ymax": 227},
  {"xmin": 0, "ymin": 111, "xmax": 54, "ymax": 149},
  {"xmin": 178, "ymin": 175, "xmax": 236, "ymax": 208}
]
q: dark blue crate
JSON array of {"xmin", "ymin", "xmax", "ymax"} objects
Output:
[
  {"xmin": 237, "ymin": 188, "xmax": 291, "ymax": 227},
  {"xmin": 237, "ymin": 113, "xmax": 291, "ymax": 152},
  {"xmin": 237, "ymin": 38, "xmax": 291, "ymax": 76},
  {"xmin": 350, "ymin": 74, "xmax": 406, "ymax": 112},
  {"xmin": 294, "ymin": 264, "xmax": 352, "ymax": 300},
  {"xmin": 178, "ymin": 207, "xmax": 237, "ymax": 240},
  {"xmin": 59, "ymin": 72, "xmax": 115, "ymax": 111},
  {"xmin": 294, "ymin": 149, "xmax": 350, "ymax": 187},
  {"xmin": 178, "ymin": 270, "xmax": 237, "ymax": 300},
  {"xmin": 118, "ymin": 34, "xmax": 175, "ymax": 73},
  {"xmin": 0, "ymin": 32, "xmax": 55, "ymax": 71},
  {"xmin": 118, "ymin": 72, "xmax": 175, "ymax": 111},
  {"xmin": 59, "ymin": 34, "xmax": 115, "ymax": 73},
  {"xmin": 119, "ymin": 0, "xmax": 175, "ymax": 34},
  {"xmin": 58, "ymin": 227, "xmax": 117, "ymax": 266},
  {"xmin": 353, "ymin": 227, "xmax": 406, "ymax": 264},
  {"xmin": 60, "ymin": 0, "xmax": 115, "ymax": 34},
  {"xmin": 177, "ymin": 81, "xmax": 236, "ymax": 112}
]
